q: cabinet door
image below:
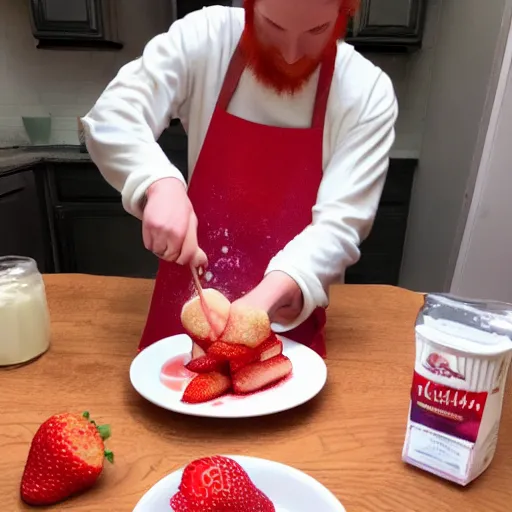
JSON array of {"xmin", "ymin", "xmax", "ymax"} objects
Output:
[
  {"xmin": 29, "ymin": 0, "xmax": 122, "ymax": 49},
  {"xmin": 0, "ymin": 171, "xmax": 51, "ymax": 273},
  {"xmin": 54, "ymin": 203, "xmax": 159, "ymax": 278},
  {"xmin": 349, "ymin": 0, "xmax": 426, "ymax": 50},
  {"xmin": 30, "ymin": 0, "xmax": 100, "ymax": 36}
]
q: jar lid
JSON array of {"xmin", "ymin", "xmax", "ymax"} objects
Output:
[
  {"xmin": 417, "ymin": 293, "xmax": 512, "ymax": 356},
  {"xmin": 0, "ymin": 256, "xmax": 38, "ymax": 283}
]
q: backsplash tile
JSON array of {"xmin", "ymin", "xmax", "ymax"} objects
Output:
[{"xmin": 0, "ymin": 0, "xmax": 440, "ymax": 154}]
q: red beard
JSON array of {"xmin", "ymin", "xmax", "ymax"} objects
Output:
[{"xmin": 240, "ymin": 0, "xmax": 355, "ymax": 95}]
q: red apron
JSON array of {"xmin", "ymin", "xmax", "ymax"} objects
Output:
[{"xmin": 138, "ymin": 43, "xmax": 336, "ymax": 357}]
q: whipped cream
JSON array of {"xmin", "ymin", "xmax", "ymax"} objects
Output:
[{"xmin": 0, "ymin": 257, "xmax": 51, "ymax": 366}]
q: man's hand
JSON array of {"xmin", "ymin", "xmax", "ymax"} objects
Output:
[
  {"xmin": 233, "ymin": 271, "xmax": 303, "ymax": 325},
  {"xmin": 142, "ymin": 177, "xmax": 207, "ymax": 267}
]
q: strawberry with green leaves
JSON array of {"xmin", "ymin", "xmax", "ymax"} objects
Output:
[{"xmin": 20, "ymin": 411, "xmax": 113, "ymax": 506}]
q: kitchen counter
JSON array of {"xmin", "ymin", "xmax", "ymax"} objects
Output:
[
  {"xmin": 0, "ymin": 146, "xmax": 91, "ymax": 174},
  {"xmin": 0, "ymin": 145, "xmax": 419, "ymax": 175},
  {"xmin": 1, "ymin": 274, "xmax": 511, "ymax": 511}
]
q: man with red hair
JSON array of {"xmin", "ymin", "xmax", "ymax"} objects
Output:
[{"xmin": 82, "ymin": 0, "xmax": 397, "ymax": 357}]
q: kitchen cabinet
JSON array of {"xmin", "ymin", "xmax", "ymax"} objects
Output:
[
  {"xmin": 29, "ymin": 0, "xmax": 122, "ymax": 49},
  {"xmin": 53, "ymin": 204, "xmax": 159, "ymax": 278},
  {"xmin": 347, "ymin": 0, "xmax": 427, "ymax": 52},
  {"xmin": 346, "ymin": 160, "xmax": 415, "ymax": 284},
  {"xmin": 0, "ymin": 149, "xmax": 415, "ymax": 284},
  {"xmin": 173, "ymin": 1, "xmax": 426, "ymax": 53},
  {"xmin": 46, "ymin": 156, "xmax": 415, "ymax": 283},
  {"xmin": 0, "ymin": 170, "xmax": 52, "ymax": 273},
  {"xmin": 45, "ymin": 162, "xmax": 159, "ymax": 277}
]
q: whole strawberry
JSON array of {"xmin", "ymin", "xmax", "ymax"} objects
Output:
[
  {"xmin": 170, "ymin": 455, "xmax": 275, "ymax": 511},
  {"xmin": 20, "ymin": 411, "xmax": 113, "ymax": 506}
]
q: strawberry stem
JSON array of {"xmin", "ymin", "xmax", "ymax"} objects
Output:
[
  {"xmin": 82, "ymin": 411, "xmax": 111, "ymax": 441},
  {"xmin": 97, "ymin": 424, "xmax": 111, "ymax": 440},
  {"xmin": 104, "ymin": 450, "xmax": 114, "ymax": 464}
]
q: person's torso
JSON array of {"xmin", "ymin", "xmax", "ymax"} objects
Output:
[{"xmin": 172, "ymin": 6, "xmax": 387, "ymax": 181}]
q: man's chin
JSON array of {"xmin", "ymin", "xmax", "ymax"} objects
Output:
[{"xmin": 247, "ymin": 66, "xmax": 319, "ymax": 95}]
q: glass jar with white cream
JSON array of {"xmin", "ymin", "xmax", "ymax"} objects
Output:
[{"xmin": 0, "ymin": 256, "xmax": 51, "ymax": 367}]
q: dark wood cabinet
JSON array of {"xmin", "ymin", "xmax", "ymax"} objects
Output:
[
  {"xmin": 0, "ymin": 170, "xmax": 51, "ymax": 273},
  {"xmin": 174, "ymin": 1, "xmax": 426, "ymax": 53},
  {"xmin": 345, "ymin": 160, "xmax": 415, "ymax": 284},
  {"xmin": 347, "ymin": 0, "xmax": 427, "ymax": 52},
  {"xmin": 54, "ymin": 203, "xmax": 159, "ymax": 278},
  {"xmin": 0, "ymin": 152, "xmax": 415, "ymax": 284},
  {"xmin": 30, "ymin": 0, "xmax": 122, "ymax": 49},
  {"xmin": 45, "ymin": 162, "xmax": 158, "ymax": 277},
  {"xmin": 44, "ymin": 157, "xmax": 414, "ymax": 284}
]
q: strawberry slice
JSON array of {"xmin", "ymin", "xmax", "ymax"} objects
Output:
[
  {"xmin": 208, "ymin": 341, "xmax": 256, "ymax": 361},
  {"xmin": 182, "ymin": 372, "xmax": 231, "ymax": 404},
  {"xmin": 257, "ymin": 335, "xmax": 282, "ymax": 361},
  {"xmin": 232, "ymin": 354, "xmax": 292, "ymax": 394},
  {"xmin": 229, "ymin": 356, "xmax": 255, "ymax": 374},
  {"xmin": 171, "ymin": 455, "xmax": 275, "ymax": 511},
  {"xmin": 185, "ymin": 355, "xmax": 227, "ymax": 374}
]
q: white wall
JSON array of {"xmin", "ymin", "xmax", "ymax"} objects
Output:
[
  {"xmin": 0, "ymin": 0, "xmax": 440, "ymax": 153},
  {"xmin": 0, "ymin": 0, "xmax": 173, "ymax": 146},
  {"xmin": 450, "ymin": 17, "xmax": 512, "ymax": 302},
  {"xmin": 399, "ymin": 0, "xmax": 512, "ymax": 292}
]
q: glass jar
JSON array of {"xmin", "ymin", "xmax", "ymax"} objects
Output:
[
  {"xmin": 0, "ymin": 256, "xmax": 51, "ymax": 367},
  {"xmin": 402, "ymin": 293, "xmax": 512, "ymax": 486}
]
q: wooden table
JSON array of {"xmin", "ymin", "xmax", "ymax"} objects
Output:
[{"xmin": 1, "ymin": 275, "xmax": 511, "ymax": 511}]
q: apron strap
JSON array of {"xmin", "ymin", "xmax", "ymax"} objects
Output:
[
  {"xmin": 311, "ymin": 47, "xmax": 337, "ymax": 130},
  {"xmin": 216, "ymin": 44, "xmax": 247, "ymax": 112},
  {"xmin": 216, "ymin": 41, "xmax": 337, "ymax": 131}
]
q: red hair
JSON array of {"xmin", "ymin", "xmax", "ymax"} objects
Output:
[
  {"xmin": 243, "ymin": 0, "xmax": 361, "ymax": 18},
  {"xmin": 240, "ymin": 0, "xmax": 359, "ymax": 94}
]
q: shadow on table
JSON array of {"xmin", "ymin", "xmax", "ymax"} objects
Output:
[{"xmin": 123, "ymin": 377, "xmax": 329, "ymax": 443}]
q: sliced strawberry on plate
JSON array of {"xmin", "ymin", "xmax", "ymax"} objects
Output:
[
  {"xmin": 185, "ymin": 354, "xmax": 226, "ymax": 374},
  {"xmin": 170, "ymin": 455, "xmax": 275, "ymax": 511},
  {"xmin": 182, "ymin": 372, "xmax": 231, "ymax": 404},
  {"xmin": 257, "ymin": 335, "xmax": 282, "ymax": 361},
  {"xmin": 229, "ymin": 356, "xmax": 255, "ymax": 374},
  {"xmin": 232, "ymin": 354, "xmax": 292, "ymax": 394},
  {"xmin": 209, "ymin": 341, "xmax": 258, "ymax": 374},
  {"xmin": 208, "ymin": 341, "xmax": 256, "ymax": 361},
  {"xmin": 191, "ymin": 342, "xmax": 205, "ymax": 360}
]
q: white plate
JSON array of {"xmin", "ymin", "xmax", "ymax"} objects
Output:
[
  {"xmin": 129, "ymin": 334, "xmax": 327, "ymax": 418},
  {"xmin": 133, "ymin": 455, "xmax": 345, "ymax": 512}
]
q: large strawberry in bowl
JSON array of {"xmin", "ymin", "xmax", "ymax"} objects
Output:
[{"xmin": 170, "ymin": 455, "xmax": 275, "ymax": 511}]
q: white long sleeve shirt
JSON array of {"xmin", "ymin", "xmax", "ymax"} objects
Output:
[{"xmin": 82, "ymin": 6, "xmax": 398, "ymax": 333}]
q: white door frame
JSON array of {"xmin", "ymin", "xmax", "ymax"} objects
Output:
[{"xmin": 450, "ymin": 14, "xmax": 512, "ymax": 299}]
